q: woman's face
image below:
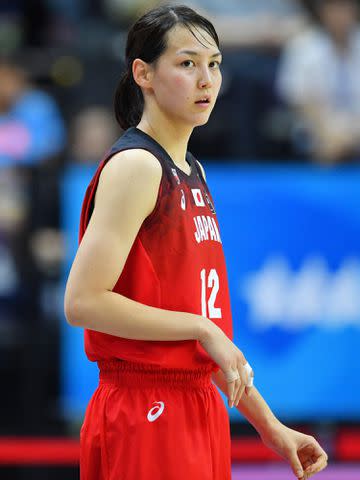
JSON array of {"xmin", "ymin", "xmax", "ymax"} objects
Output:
[{"xmin": 146, "ymin": 25, "xmax": 222, "ymax": 128}]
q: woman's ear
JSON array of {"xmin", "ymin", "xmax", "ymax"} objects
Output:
[{"xmin": 132, "ymin": 59, "xmax": 153, "ymax": 90}]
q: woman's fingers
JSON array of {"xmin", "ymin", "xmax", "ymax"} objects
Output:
[
  {"xmin": 300, "ymin": 442, "xmax": 328, "ymax": 477},
  {"xmin": 234, "ymin": 362, "xmax": 255, "ymax": 405},
  {"xmin": 233, "ymin": 378, "xmax": 245, "ymax": 406},
  {"xmin": 225, "ymin": 360, "xmax": 255, "ymax": 407},
  {"xmin": 224, "ymin": 360, "xmax": 254, "ymax": 408},
  {"xmin": 225, "ymin": 369, "xmax": 239, "ymax": 407},
  {"xmin": 232, "ymin": 364, "xmax": 247, "ymax": 407},
  {"xmin": 227, "ymin": 377, "xmax": 235, "ymax": 407},
  {"xmin": 305, "ymin": 452, "xmax": 328, "ymax": 476}
]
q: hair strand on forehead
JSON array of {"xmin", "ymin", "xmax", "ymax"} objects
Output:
[
  {"xmin": 185, "ymin": 23, "xmax": 218, "ymax": 49},
  {"xmin": 113, "ymin": 4, "xmax": 219, "ymax": 130}
]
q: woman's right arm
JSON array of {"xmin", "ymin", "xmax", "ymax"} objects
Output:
[
  {"xmin": 64, "ymin": 148, "xmax": 249, "ymax": 405},
  {"xmin": 64, "ymin": 148, "xmax": 204, "ymax": 341}
]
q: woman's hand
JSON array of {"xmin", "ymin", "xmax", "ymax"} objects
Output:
[
  {"xmin": 260, "ymin": 422, "xmax": 328, "ymax": 479},
  {"xmin": 198, "ymin": 320, "xmax": 253, "ymax": 407}
]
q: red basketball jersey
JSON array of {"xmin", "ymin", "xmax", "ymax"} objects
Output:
[{"xmin": 79, "ymin": 127, "xmax": 233, "ymax": 370}]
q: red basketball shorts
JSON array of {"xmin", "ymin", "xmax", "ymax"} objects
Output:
[{"xmin": 80, "ymin": 360, "xmax": 231, "ymax": 480}]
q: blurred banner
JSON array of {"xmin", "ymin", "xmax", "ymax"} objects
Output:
[{"xmin": 61, "ymin": 164, "xmax": 360, "ymax": 421}]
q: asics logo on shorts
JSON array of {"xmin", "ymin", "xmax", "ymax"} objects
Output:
[{"xmin": 147, "ymin": 401, "xmax": 165, "ymax": 422}]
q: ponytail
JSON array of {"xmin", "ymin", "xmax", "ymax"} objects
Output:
[{"xmin": 114, "ymin": 67, "xmax": 144, "ymax": 130}]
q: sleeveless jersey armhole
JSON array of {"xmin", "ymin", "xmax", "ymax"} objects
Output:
[
  {"xmin": 134, "ymin": 148, "xmax": 164, "ymax": 227},
  {"xmin": 192, "ymin": 155, "xmax": 206, "ymax": 185}
]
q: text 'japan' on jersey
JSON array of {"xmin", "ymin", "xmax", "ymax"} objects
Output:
[{"xmin": 78, "ymin": 127, "xmax": 233, "ymax": 370}]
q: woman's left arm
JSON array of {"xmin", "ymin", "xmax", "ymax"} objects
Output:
[{"xmin": 212, "ymin": 370, "xmax": 328, "ymax": 480}]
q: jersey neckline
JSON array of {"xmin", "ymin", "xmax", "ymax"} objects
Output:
[{"xmin": 130, "ymin": 127, "xmax": 195, "ymax": 179}]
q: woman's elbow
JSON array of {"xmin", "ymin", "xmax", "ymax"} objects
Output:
[{"xmin": 64, "ymin": 294, "xmax": 85, "ymax": 327}]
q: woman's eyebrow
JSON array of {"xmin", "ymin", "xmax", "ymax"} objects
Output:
[{"xmin": 176, "ymin": 50, "xmax": 222, "ymax": 58}]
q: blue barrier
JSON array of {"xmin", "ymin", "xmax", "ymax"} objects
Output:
[{"xmin": 61, "ymin": 163, "xmax": 360, "ymax": 421}]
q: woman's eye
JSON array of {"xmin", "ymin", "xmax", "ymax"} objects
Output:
[
  {"xmin": 210, "ymin": 61, "xmax": 221, "ymax": 69},
  {"xmin": 181, "ymin": 60, "xmax": 195, "ymax": 68}
]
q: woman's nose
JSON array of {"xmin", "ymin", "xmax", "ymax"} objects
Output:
[{"xmin": 198, "ymin": 69, "xmax": 212, "ymax": 89}]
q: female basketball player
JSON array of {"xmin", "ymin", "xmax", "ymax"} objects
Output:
[{"xmin": 64, "ymin": 4, "xmax": 328, "ymax": 480}]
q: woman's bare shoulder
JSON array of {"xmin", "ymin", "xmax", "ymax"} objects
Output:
[
  {"xmin": 100, "ymin": 148, "xmax": 162, "ymax": 184},
  {"xmin": 93, "ymin": 148, "xmax": 163, "ymax": 224}
]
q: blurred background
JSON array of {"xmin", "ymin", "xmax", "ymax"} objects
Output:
[{"xmin": 0, "ymin": 0, "xmax": 360, "ymax": 478}]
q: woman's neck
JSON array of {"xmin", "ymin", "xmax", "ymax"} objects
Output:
[{"xmin": 137, "ymin": 114, "xmax": 193, "ymax": 169}]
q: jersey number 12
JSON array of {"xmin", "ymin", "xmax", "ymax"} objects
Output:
[{"xmin": 200, "ymin": 268, "xmax": 222, "ymax": 319}]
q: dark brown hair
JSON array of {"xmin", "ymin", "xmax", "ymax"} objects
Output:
[{"xmin": 114, "ymin": 4, "xmax": 219, "ymax": 130}]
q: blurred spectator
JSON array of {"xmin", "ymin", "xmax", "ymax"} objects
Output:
[
  {"xmin": 0, "ymin": 2, "xmax": 23, "ymax": 54},
  {"xmin": 169, "ymin": 0, "xmax": 307, "ymax": 47},
  {"xmin": 102, "ymin": 0, "xmax": 160, "ymax": 28},
  {"xmin": 69, "ymin": 106, "xmax": 121, "ymax": 164},
  {"xmin": 0, "ymin": 61, "xmax": 67, "ymax": 434},
  {"xmin": 0, "ymin": 61, "xmax": 67, "ymax": 330},
  {"xmin": 102, "ymin": 0, "xmax": 307, "ymax": 46},
  {"xmin": 0, "ymin": 0, "xmax": 52, "ymax": 49},
  {"xmin": 277, "ymin": 0, "xmax": 360, "ymax": 163},
  {"xmin": 0, "ymin": 60, "xmax": 66, "ymax": 325},
  {"xmin": 0, "ymin": 168, "xmax": 27, "ymax": 331},
  {"xmin": 0, "ymin": 61, "xmax": 66, "ymax": 167}
]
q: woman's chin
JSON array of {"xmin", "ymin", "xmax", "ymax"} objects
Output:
[
  {"xmin": 194, "ymin": 117, "xmax": 210, "ymax": 127},
  {"xmin": 191, "ymin": 113, "xmax": 211, "ymax": 127}
]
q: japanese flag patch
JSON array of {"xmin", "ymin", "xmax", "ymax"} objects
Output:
[{"xmin": 191, "ymin": 188, "xmax": 205, "ymax": 207}]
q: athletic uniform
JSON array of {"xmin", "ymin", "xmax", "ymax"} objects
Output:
[{"xmin": 79, "ymin": 127, "xmax": 233, "ymax": 479}]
